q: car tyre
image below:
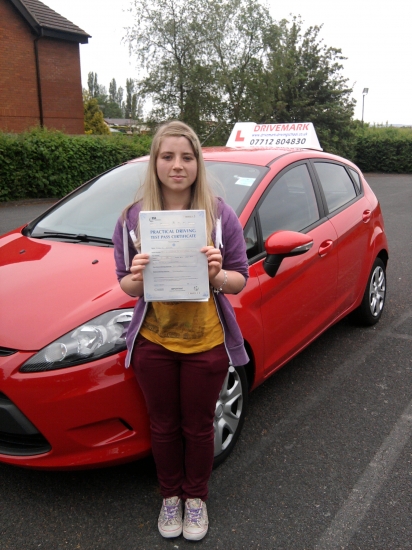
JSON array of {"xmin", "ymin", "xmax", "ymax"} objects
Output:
[
  {"xmin": 351, "ymin": 257, "xmax": 386, "ymax": 326},
  {"xmin": 213, "ymin": 365, "xmax": 249, "ymax": 468}
]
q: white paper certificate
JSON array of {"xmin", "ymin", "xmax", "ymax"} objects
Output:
[{"xmin": 139, "ymin": 210, "xmax": 209, "ymax": 302}]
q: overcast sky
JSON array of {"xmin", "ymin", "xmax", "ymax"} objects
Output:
[{"xmin": 44, "ymin": 0, "xmax": 412, "ymax": 125}]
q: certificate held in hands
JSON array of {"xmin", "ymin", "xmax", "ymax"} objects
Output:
[{"xmin": 139, "ymin": 210, "xmax": 210, "ymax": 302}]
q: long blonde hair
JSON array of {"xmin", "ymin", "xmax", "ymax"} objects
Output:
[{"xmin": 131, "ymin": 121, "xmax": 216, "ymax": 248}]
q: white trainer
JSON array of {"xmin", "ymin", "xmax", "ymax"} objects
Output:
[
  {"xmin": 183, "ymin": 498, "xmax": 209, "ymax": 541},
  {"xmin": 158, "ymin": 496, "xmax": 183, "ymax": 538}
]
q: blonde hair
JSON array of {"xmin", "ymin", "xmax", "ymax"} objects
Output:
[{"xmin": 131, "ymin": 121, "xmax": 216, "ymax": 249}]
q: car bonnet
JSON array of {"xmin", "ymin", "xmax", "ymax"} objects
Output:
[{"xmin": 0, "ymin": 231, "xmax": 132, "ymax": 350}]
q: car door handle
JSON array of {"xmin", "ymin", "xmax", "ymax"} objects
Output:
[
  {"xmin": 362, "ymin": 210, "xmax": 372, "ymax": 223},
  {"xmin": 318, "ymin": 240, "xmax": 333, "ymax": 257}
]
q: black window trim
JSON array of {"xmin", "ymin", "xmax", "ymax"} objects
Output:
[
  {"xmin": 244, "ymin": 214, "xmax": 265, "ymax": 265},
  {"xmin": 347, "ymin": 166, "xmax": 364, "ymax": 194}
]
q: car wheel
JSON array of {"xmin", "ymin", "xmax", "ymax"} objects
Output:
[
  {"xmin": 351, "ymin": 258, "xmax": 386, "ymax": 326},
  {"xmin": 213, "ymin": 365, "xmax": 248, "ymax": 468}
]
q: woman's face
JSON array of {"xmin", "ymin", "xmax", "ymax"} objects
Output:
[{"xmin": 156, "ymin": 136, "xmax": 198, "ymax": 199}]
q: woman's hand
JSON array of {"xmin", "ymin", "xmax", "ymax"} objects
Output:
[
  {"xmin": 201, "ymin": 246, "xmax": 246, "ymax": 295},
  {"xmin": 120, "ymin": 253, "xmax": 150, "ymax": 297},
  {"xmin": 201, "ymin": 246, "xmax": 222, "ymax": 281},
  {"xmin": 130, "ymin": 253, "xmax": 150, "ymax": 281}
]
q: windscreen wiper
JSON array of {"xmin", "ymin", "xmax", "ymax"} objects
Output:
[{"xmin": 33, "ymin": 231, "xmax": 112, "ymax": 245}]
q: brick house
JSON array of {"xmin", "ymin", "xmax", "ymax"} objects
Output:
[{"xmin": 0, "ymin": 0, "xmax": 90, "ymax": 134}]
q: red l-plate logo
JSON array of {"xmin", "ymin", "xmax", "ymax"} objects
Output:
[{"xmin": 235, "ymin": 130, "xmax": 245, "ymax": 142}]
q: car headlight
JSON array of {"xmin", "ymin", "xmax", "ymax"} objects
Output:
[{"xmin": 20, "ymin": 310, "xmax": 134, "ymax": 373}]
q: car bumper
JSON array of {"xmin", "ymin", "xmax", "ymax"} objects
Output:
[{"xmin": 0, "ymin": 350, "xmax": 151, "ymax": 469}]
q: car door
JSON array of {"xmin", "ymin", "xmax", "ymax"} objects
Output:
[
  {"xmin": 244, "ymin": 162, "xmax": 339, "ymax": 376},
  {"xmin": 312, "ymin": 161, "xmax": 374, "ymax": 315}
]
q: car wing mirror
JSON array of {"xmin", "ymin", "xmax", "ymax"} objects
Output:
[{"xmin": 263, "ymin": 230, "xmax": 314, "ymax": 278}]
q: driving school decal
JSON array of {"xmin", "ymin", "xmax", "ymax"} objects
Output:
[{"xmin": 226, "ymin": 122, "xmax": 322, "ymax": 150}]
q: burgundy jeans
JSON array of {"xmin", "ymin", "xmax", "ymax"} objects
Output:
[{"xmin": 131, "ymin": 334, "xmax": 229, "ymax": 501}]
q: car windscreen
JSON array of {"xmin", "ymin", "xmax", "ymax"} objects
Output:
[
  {"xmin": 31, "ymin": 163, "xmax": 147, "ymax": 241},
  {"xmin": 206, "ymin": 161, "xmax": 267, "ymax": 213},
  {"xmin": 30, "ymin": 160, "xmax": 267, "ymax": 242}
]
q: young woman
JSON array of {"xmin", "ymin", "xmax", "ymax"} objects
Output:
[{"xmin": 112, "ymin": 121, "xmax": 249, "ymax": 541}]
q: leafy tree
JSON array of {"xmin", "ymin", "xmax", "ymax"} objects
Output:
[
  {"xmin": 95, "ymin": 85, "xmax": 108, "ymax": 108},
  {"xmin": 103, "ymin": 101, "xmax": 124, "ymax": 118},
  {"xmin": 83, "ymin": 92, "xmax": 110, "ymax": 134},
  {"xmin": 86, "ymin": 76, "xmax": 128, "ymax": 119},
  {"xmin": 126, "ymin": 0, "xmax": 211, "ymax": 130},
  {"xmin": 126, "ymin": 0, "xmax": 277, "ymax": 138},
  {"xmin": 87, "ymin": 72, "xmax": 99, "ymax": 98},
  {"xmin": 116, "ymin": 87, "xmax": 124, "ymax": 110},
  {"xmin": 126, "ymin": 0, "xmax": 274, "ymax": 132},
  {"xmin": 125, "ymin": 78, "xmax": 135, "ymax": 119},
  {"xmin": 107, "ymin": 79, "xmax": 126, "ymax": 117},
  {"xmin": 109, "ymin": 78, "xmax": 117, "ymax": 103},
  {"xmin": 87, "ymin": 72, "xmax": 110, "ymax": 114},
  {"xmin": 261, "ymin": 17, "xmax": 356, "ymax": 155},
  {"xmin": 126, "ymin": 2, "xmax": 355, "ymax": 152},
  {"xmin": 131, "ymin": 94, "xmax": 144, "ymax": 121},
  {"xmin": 204, "ymin": 0, "xmax": 274, "ymax": 123}
]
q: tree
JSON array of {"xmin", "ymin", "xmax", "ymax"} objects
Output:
[
  {"xmin": 126, "ymin": 0, "xmax": 356, "ymax": 153},
  {"xmin": 125, "ymin": 0, "xmax": 276, "ymax": 137},
  {"xmin": 126, "ymin": 0, "xmax": 213, "ymax": 131},
  {"xmin": 262, "ymin": 17, "xmax": 356, "ymax": 155},
  {"xmin": 116, "ymin": 87, "xmax": 124, "ymax": 110},
  {"xmin": 103, "ymin": 101, "xmax": 123, "ymax": 118},
  {"xmin": 83, "ymin": 92, "xmax": 110, "ymax": 134},
  {"xmin": 109, "ymin": 78, "xmax": 117, "ymax": 103},
  {"xmin": 125, "ymin": 78, "xmax": 135, "ymax": 119},
  {"xmin": 87, "ymin": 72, "xmax": 99, "ymax": 98},
  {"xmin": 203, "ymin": 0, "xmax": 274, "ymax": 123}
]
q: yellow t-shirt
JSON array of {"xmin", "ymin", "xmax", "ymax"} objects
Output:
[{"xmin": 139, "ymin": 290, "xmax": 224, "ymax": 353}]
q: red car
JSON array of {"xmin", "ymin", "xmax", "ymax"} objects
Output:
[{"xmin": 0, "ymin": 141, "xmax": 388, "ymax": 470}]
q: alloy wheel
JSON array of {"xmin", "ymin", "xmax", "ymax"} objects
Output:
[
  {"xmin": 214, "ymin": 367, "xmax": 244, "ymax": 457},
  {"xmin": 369, "ymin": 264, "xmax": 386, "ymax": 317}
]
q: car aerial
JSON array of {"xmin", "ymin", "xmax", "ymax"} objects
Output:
[{"xmin": 0, "ymin": 123, "xmax": 388, "ymax": 470}]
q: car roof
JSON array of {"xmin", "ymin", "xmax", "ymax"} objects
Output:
[
  {"xmin": 129, "ymin": 146, "xmax": 355, "ymax": 169},
  {"xmin": 201, "ymin": 146, "xmax": 349, "ymax": 166}
]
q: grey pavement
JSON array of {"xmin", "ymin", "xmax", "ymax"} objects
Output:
[{"xmin": 0, "ymin": 198, "xmax": 57, "ymax": 235}]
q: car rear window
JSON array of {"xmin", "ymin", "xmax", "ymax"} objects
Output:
[{"xmin": 314, "ymin": 162, "xmax": 357, "ymax": 213}]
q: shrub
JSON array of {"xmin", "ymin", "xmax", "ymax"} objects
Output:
[
  {"xmin": 0, "ymin": 128, "xmax": 152, "ymax": 201},
  {"xmin": 2, "ymin": 125, "xmax": 411, "ymax": 203},
  {"xmin": 353, "ymin": 126, "xmax": 412, "ymax": 173}
]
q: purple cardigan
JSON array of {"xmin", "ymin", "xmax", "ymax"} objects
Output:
[{"xmin": 112, "ymin": 198, "xmax": 249, "ymax": 367}]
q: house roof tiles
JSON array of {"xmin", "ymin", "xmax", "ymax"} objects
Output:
[{"xmin": 9, "ymin": 0, "xmax": 90, "ymax": 43}]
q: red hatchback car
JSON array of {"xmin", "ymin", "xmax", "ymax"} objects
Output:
[{"xmin": 0, "ymin": 140, "xmax": 388, "ymax": 470}]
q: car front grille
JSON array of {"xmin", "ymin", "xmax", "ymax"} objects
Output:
[
  {"xmin": 0, "ymin": 393, "xmax": 51, "ymax": 456},
  {"xmin": 0, "ymin": 432, "xmax": 51, "ymax": 455}
]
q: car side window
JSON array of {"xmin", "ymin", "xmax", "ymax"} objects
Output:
[
  {"xmin": 257, "ymin": 164, "xmax": 320, "ymax": 242},
  {"xmin": 314, "ymin": 162, "xmax": 357, "ymax": 213}
]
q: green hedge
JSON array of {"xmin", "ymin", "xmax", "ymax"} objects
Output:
[
  {"xmin": 0, "ymin": 129, "xmax": 152, "ymax": 201},
  {"xmin": 353, "ymin": 126, "xmax": 412, "ymax": 173},
  {"xmin": 1, "ymin": 126, "xmax": 411, "ymax": 202}
]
